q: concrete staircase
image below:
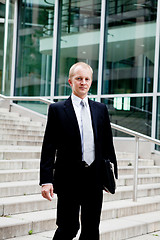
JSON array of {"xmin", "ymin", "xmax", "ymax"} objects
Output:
[{"xmin": 0, "ymin": 107, "xmax": 160, "ymax": 240}]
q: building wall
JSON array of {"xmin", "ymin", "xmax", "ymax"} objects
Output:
[{"xmin": 0, "ymin": 0, "xmax": 160, "ymax": 150}]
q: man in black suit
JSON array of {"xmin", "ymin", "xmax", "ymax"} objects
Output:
[{"xmin": 40, "ymin": 62, "xmax": 118, "ymax": 240}]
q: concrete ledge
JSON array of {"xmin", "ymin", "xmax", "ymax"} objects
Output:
[
  {"xmin": 0, "ymin": 169, "xmax": 39, "ymax": 182},
  {"xmin": 0, "ymin": 180, "xmax": 40, "ymax": 197},
  {"xmin": 0, "ymin": 194, "xmax": 57, "ymax": 215},
  {"xmin": 0, "ymin": 159, "xmax": 40, "ymax": 170}
]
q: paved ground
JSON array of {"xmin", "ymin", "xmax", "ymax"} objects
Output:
[{"xmin": 6, "ymin": 231, "xmax": 160, "ymax": 240}]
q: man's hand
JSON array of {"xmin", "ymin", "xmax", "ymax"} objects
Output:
[{"xmin": 41, "ymin": 184, "xmax": 54, "ymax": 201}]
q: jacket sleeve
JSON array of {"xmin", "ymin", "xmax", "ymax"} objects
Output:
[
  {"xmin": 40, "ymin": 104, "xmax": 57, "ymax": 185},
  {"xmin": 104, "ymin": 105, "xmax": 118, "ymax": 179}
]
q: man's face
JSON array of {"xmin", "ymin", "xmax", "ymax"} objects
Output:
[{"xmin": 68, "ymin": 66, "xmax": 92, "ymax": 99}]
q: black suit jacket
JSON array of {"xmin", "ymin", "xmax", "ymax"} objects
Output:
[{"xmin": 40, "ymin": 96, "xmax": 118, "ymax": 193}]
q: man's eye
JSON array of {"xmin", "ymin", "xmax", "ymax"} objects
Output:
[{"xmin": 77, "ymin": 78, "xmax": 82, "ymax": 80}]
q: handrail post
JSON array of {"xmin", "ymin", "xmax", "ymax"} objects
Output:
[{"xmin": 133, "ymin": 136, "xmax": 139, "ymax": 201}]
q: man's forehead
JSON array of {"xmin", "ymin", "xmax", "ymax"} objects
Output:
[{"xmin": 73, "ymin": 65, "xmax": 92, "ymax": 75}]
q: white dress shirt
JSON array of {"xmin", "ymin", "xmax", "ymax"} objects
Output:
[{"xmin": 71, "ymin": 93, "xmax": 95, "ymax": 162}]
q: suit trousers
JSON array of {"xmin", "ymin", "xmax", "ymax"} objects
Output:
[{"xmin": 53, "ymin": 162, "xmax": 103, "ymax": 240}]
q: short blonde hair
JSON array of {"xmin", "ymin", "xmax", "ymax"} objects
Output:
[{"xmin": 69, "ymin": 62, "xmax": 93, "ymax": 79}]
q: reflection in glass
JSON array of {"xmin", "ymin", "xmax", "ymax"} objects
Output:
[
  {"xmin": 156, "ymin": 97, "xmax": 160, "ymax": 151},
  {"xmin": 103, "ymin": 0, "xmax": 157, "ymax": 94},
  {"xmin": 56, "ymin": 0, "xmax": 101, "ymax": 96},
  {"xmin": 0, "ymin": 22, "xmax": 4, "ymax": 93},
  {"xmin": 0, "ymin": 2, "xmax": 5, "ymax": 18},
  {"xmin": 15, "ymin": 0, "xmax": 55, "ymax": 96},
  {"xmin": 14, "ymin": 101, "xmax": 48, "ymax": 115},
  {"xmin": 102, "ymin": 97, "xmax": 152, "ymax": 137}
]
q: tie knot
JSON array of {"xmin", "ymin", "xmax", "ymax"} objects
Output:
[{"xmin": 80, "ymin": 100, "xmax": 85, "ymax": 107}]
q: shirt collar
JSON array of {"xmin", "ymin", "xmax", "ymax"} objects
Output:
[{"xmin": 71, "ymin": 93, "xmax": 88, "ymax": 107}]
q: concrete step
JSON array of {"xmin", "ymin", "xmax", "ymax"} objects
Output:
[
  {"xmin": 0, "ymin": 158, "xmax": 154, "ymax": 170},
  {"xmin": 0, "ymin": 208, "xmax": 57, "ymax": 239},
  {"xmin": 1, "ymin": 203, "xmax": 160, "ymax": 239},
  {"xmin": 0, "ymin": 159, "xmax": 40, "ymax": 170},
  {"xmin": 0, "ymin": 123, "xmax": 45, "ymax": 131},
  {"xmin": 0, "ymin": 128, "xmax": 44, "ymax": 136},
  {"xmin": 0, "ymin": 118, "xmax": 43, "ymax": 127},
  {"xmin": 0, "ymin": 115, "xmax": 31, "ymax": 122},
  {"xmin": 117, "ymin": 159, "xmax": 154, "ymax": 167},
  {"xmin": 0, "ymin": 181, "xmax": 160, "ymax": 199},
  {"xmin": 2, "ymin": 231, "xmax": 55, "ymax": 240},
  {"xmin": 101, "ymin": 196, "xmax": 160, "ymax": 221},
  {"xmin": 103, "ymin": 183, "xmax": 160, "ymax": 202},
  {"xmin": 119, "ymin": 166, "xmax": 160, "ymax": 175},
  {"xmin": 99, "ymin": 211, "xmax": 160, "ymax": 240},
  {"xmin": 0, "ymin": 108, "xmax": 9, "ymax": 113},
  {"xmin": 0, "ymin": 147, "xmax": 41, "ymax": 160},
  {"xmin": 125, "ymin": 231, "xmax": 160, "ymax": 240},
  {"xmin": 0, "ymin": 189, "xmax": 159, "ymax": 217},
  {"xmin": 0, "ymin": 169, "xmax": 39, "ymax": 182},
  {"xmin": 0, "ymin": 139, "xmax": 42, "ymax": 146},
  {"xmin": 1, "ymin": 166, "xmax": 160, "ymax": 186},
  {"xmin": 0, "ymin": 194, "xmax": 57, "ymax": 216},
  {"xmin": 0, "ymin": 180, "xmax": 40, "ymax": 198},
  {"xmin": 5, "ymin": 230, "xmax": 160, "ymax": 240},
  {"xmin": 116, "ymin": 152, "xmax": 135, "ymax": 160},
  {"xmin": 0, "ymin": 133, "xmax": 43, "ymax": 141},
  {"xmin": 0, "ymin": 111, "xmax": 20, "ymax": 117},
  {"xmin": 118, "ymin": 174, "xmax": 160, "ymax": 186}
]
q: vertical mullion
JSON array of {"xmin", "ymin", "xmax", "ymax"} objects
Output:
[
  {"xmin": 151, "ymin": 0, "xmax": 160, "ymax": 144},
  {"xmin": 10, "ymin": 0, "xmax": 18, "ymax": 97},
  {"xmin": 2, "ymin": 0, "xmax": 9, "ymax": 94},
  {"xmin": 97, "ymin": 0, "xmax": 107, "ymax": 102},
  {"xmin": 50, "ymin": 0, "xmax": 60, "ymax": 100}
]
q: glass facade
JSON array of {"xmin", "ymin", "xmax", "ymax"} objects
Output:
[
  {"xmin": 0, "ymin": 0, "xmax": 160, "ymax": 150},
  {"xmin": 15, "ymin": 0, "xmax": 55, "ymax": 97},
  {"xmin": 103, "ymin": 0, "xmax": 157, "ymax": 94},
  {"xmin": 56, "ymin": 0, "xmax": 101, "ymax": 96},
  {"xmin": 102, "ymin": 96, "xmax": 152, "ymax": 137}
]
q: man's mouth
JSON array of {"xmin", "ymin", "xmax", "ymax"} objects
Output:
[{"xmin": 80, "ymin": 87, "xmax": 86, "ymax": 90}]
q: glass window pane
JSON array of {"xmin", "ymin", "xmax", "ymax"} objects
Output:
[
  {"xmin": 15, "ymin": 0, "xmax": 55, "ymax": 97},
  {"xmin": 2, "ymin": 0, "xmax": 15, "ymax": 95},
  {"xmin": 103, "ymin": 0, "xmax": 158, "ymax": 94},
  {"xmin": 14, "ymin": 101, "xmax": 48, "ymax": 115},
  {"xmin": 102, "ymin": 97, "xmax": 152, "ymax": 137},
  {"xmin": 156, "ymin": 97, "xmax": 160, "ymax": 151},
  {"xmin": 55, "ymin": 0, "xmax": 101, "ymax": 96},
  {"xmin": 0, "ymin": 2, "xmax": 5, "ymax": 18}
]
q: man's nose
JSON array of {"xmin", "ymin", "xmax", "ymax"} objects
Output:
[{"xmin": 81, "ymin": 78, "xmax": 86, "ymax": 84}]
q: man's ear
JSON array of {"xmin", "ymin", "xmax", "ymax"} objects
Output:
[{"xmin": 68, "ymin": 78, "xmax": 72, "ymax": 87}]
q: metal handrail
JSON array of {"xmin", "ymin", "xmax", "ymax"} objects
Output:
[
  {"xmin": 1, "ymin": 94, "xmax": 160, "ymax": 201},
  {"xmin": 111, "ymin": 123, "xmax": 160, "ymax": 202},
  {"xmin": 0, "ymin": 94, "xmax": 53, "ymax": 105},
  {"xmin": 111, "ymin": 123, "xmax": 160, "ymax": 145}
]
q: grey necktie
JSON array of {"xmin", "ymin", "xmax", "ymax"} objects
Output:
[{"xmin": 80, "ymin": 100, "xmax": 95, "ymax": 166}]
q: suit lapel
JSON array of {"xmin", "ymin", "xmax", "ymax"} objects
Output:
[
  {"xmin": 88, "ymin": 99, "xmax": 98, "ymax": 140},
  {"xmin": 64, "ymin": 96, "xmax": 81, "ymax": 137}
]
